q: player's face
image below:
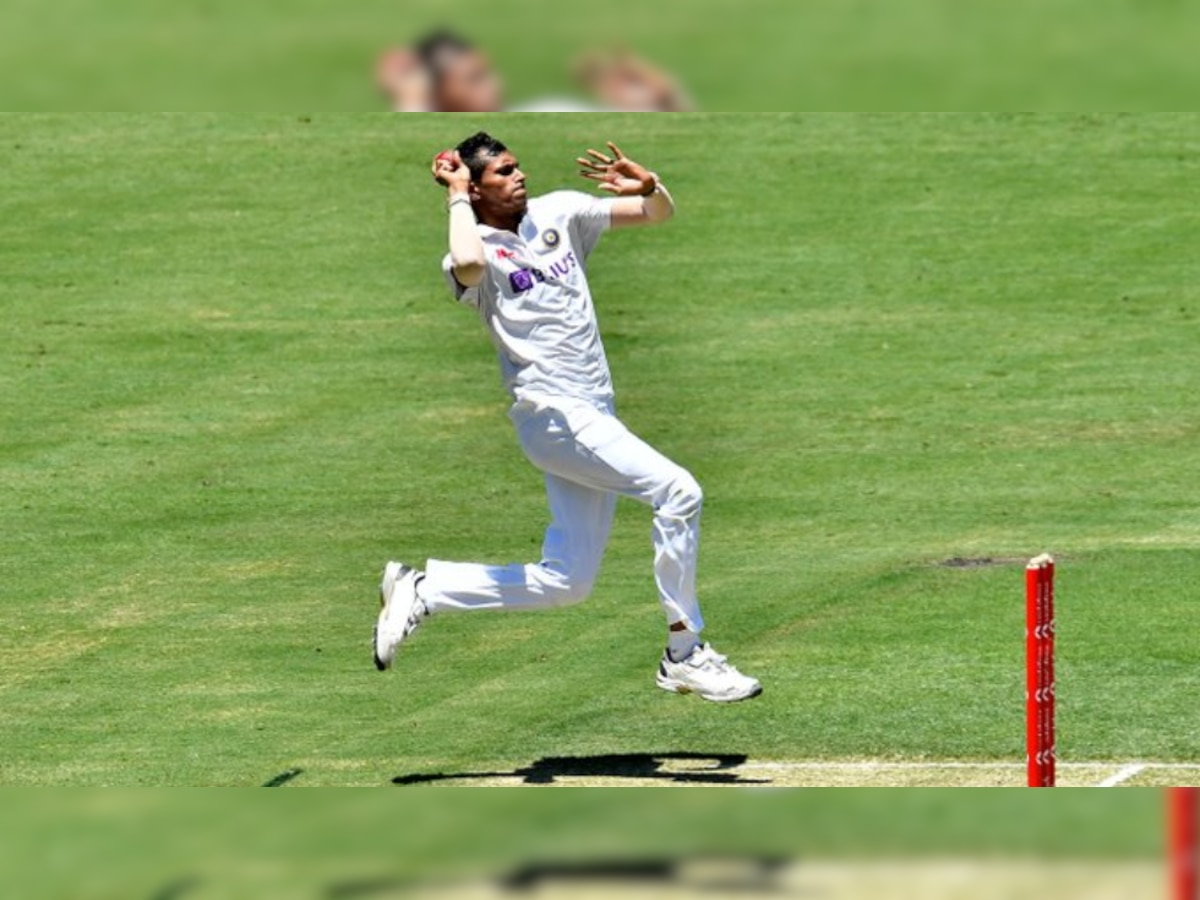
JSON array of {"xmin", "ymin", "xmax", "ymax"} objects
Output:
[
  {"xmin": 472, "ymin": 152, "xmax": 528, "ymax": 216},
  {"xmin": 437, "ymin": 51, "xmax": 503, "ymax": 112}
]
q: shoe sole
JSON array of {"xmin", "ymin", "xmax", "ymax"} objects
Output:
[
  {"xmin": 372, "ymin": 623, "xmax": 387, "ymax": 671},
  {"xmin": 656, "ymin": 676, "xmax": 763, "ymax": 703},
  {"xmin": 374, "ymin": 562, "xmax": 409, "ymax": 672}
]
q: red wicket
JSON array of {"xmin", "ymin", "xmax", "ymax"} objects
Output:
[
  {"xmin": 1171, "ymin": 788, "xmax": 1198, "ymax": 900},
  {"xmin": 1026, "ymin": 554, "xmax": 1056, "ymax": 787}
]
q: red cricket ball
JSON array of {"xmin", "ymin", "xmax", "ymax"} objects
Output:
[{"xmin": 433, "ymin": 150, "xmax": 458, "ymax": 185}]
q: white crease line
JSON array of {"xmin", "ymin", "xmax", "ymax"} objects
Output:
[
  {"xmin": 738, "ymin": 761, "xmax": 1197, "ymax": 772},
  {"xmin": 739, "ymin": 762, "xmax": 1025, "ymax": 771},
  {"xmin": 1095, "ymin": 764, "xmax": 1147, "ymax": 788}
]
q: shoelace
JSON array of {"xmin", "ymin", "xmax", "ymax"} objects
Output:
[
  {"xmin": 692, "ymin": 645, "xmax": 731, "ymax": 670},
  {"xmin": 402, "ymin": 577, "xmax": 429, "ymax": 635},
  {"xmin": 403, "ymin": 609, "xmax": 423, "ymax": 636}
]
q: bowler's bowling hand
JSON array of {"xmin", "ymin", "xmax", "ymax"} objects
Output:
[
  {"xmin": 432, "ymin": 151, "xmax": 471, "ymax": 192},
  {"xmin": 577, "ymin": 142, "xmax": 657, "ymax": 196}
]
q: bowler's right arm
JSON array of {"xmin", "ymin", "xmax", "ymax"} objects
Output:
[{"xmin": 433, "ymin": 151, "xmax": 487, "ymax": 287}]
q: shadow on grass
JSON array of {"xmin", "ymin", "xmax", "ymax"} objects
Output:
[
  {"xmin": 392, "ymin": 751, "xmax": 769, "ymax": 786},
  {"xmin": 149, "ymin": 877, "xmax": 204, "ymax": 900},
  {"xmin": 329, "ymin": 856, "xmax": 790, "ymax": 897},
  {"xmin": 262, "ymin": 767, "xmax": 304, "ymax": 787}
]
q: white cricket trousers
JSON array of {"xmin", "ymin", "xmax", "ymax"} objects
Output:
[{"xmin": 420, "ymin": 397, "xmax": 705, "ymax": 633}]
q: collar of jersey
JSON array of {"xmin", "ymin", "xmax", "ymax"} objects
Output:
[{"xmin": 476, "ymin": 210, "xmax": 540, "ymax": 244}]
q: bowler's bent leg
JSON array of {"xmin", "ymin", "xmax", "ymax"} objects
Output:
[
  {"xmin": 420, "ymin": 472, "xmax": 615, "ymax": 613},
  {"xmin": 516, "ymin": 403, "xmax": 706, "ymax": 634}
]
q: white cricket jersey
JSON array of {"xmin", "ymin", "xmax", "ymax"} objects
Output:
[{"xmin": 442, "ymin": 190, "xmax": 616, "ymax": 407}]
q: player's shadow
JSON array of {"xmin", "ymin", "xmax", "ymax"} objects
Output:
[
  {"xmin": 327, "ymin": 855, "xmax": 792, "ymax": 897},
  {"xmin": 392, "ymin": 751, "xmax": 768, "ymax": 786}
]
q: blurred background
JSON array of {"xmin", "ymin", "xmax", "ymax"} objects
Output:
[
  {"xmin": 0, "ymin": 790, "xmax": 1171, "ymax": 898},
  {"xmin": 2, "ymin": 0, "xmax": 1199, "ymax": 110}
]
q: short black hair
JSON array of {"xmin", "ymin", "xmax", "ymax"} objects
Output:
[
  {"xmin": 455, "ymin": 132, "xmax": 509, "ymax": 183},
  {"xmin": 415, "ymin": 30, "xmax": 475, "ymax": 90}
]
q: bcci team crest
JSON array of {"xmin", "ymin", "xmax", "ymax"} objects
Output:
[{"xmin": 541, "ymin": 228, "xmax": 561, "ymax": 249}]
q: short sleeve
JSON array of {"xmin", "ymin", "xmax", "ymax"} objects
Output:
[
  {"xmin": 560, "ymin": 192, "xmax": 613, "ymax": 261},
  {"xmin": 442, "ymin": 253, "xmax": 481, "ymax": 309}
]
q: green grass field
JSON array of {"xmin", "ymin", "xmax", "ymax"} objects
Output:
[{"xmin": 2, "ymin": 113, "xmax": 1198, "ymax": 786}]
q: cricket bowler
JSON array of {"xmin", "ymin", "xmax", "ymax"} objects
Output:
[{"xmin": 373, "ymin": 132, "xmax": 761, "ymax": 703}]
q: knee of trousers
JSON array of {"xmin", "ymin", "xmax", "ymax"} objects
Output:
[
  {"xmin": 657, "ymin": 469, "xmax": 704, "ymax": 521},
  {"xmin": 536, "ymin": 564, "xmax": 595, "ymax": 607}
]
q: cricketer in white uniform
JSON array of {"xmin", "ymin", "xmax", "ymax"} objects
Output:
[{"xmin": 373, "ymin": 132, "xmax": 760, "ymax": 703}]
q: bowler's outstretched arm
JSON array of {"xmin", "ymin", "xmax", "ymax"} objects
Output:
[{"xmin": 577, "ymin": 141, "xmax": 674, "ymax": 228}]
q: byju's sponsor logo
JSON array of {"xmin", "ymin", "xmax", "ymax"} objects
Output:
[
  {"xmin": 546, "ymin": 251, "xmax": 578, "ymax": 280},
  {"xmin": 508, "ymin": 252, "xmax": 579, "ymax": 294},
  {"xmin": 509, "ymin": 267, "xmax": 545, "ymax": 293}
]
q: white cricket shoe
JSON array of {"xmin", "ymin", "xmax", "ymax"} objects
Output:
[
  {"xmin": 373, "ymin": 561, "xmax": 426, "ymax": 671},
  {"xmin": 656, "ymin": 643, "xmax": 762, "ymax": 703}
]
